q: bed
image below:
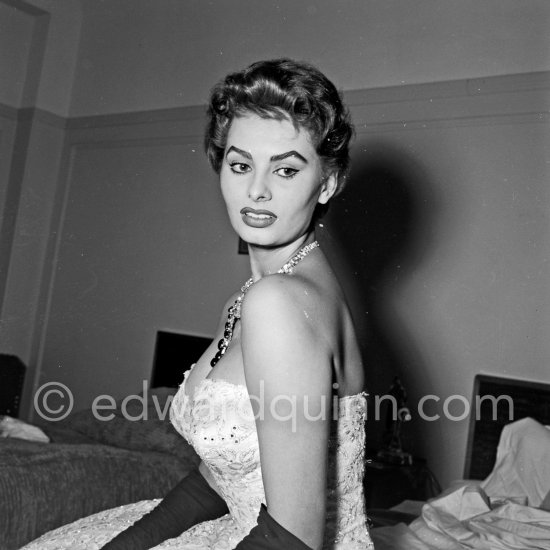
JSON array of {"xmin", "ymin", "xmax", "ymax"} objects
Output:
[
  {"xmin": 3, "ymin": 347, "xmax": 549, "ymax": 550},
  {"xmin": 370, "ymin": 374, "xmax": 550, "ymax": 549},
  {"xmin": 0, "ymin": 332, "xmax": 211, "ymax": 550}
]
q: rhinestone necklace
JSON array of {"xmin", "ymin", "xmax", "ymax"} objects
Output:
[{"xmin": 210, "ymin": 240, "xmax": 320, "ymax": 367}]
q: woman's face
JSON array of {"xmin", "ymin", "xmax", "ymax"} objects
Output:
[{"xmin": 220, "ymin": 113, "xmax": 336, "ymax": 248}]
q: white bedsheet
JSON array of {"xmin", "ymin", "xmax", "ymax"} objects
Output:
[{"xmin": 371, "ymin": 418, "xmax": 550, "ymax": 549}]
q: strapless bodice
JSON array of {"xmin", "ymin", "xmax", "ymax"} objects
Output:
[
  {"xmin": 21, "ymin": 364, "xmax": 373, "ymax": 550},
  {"xmin": 170, "ymin": 364, "xmax": 373, "ymax": 549}
]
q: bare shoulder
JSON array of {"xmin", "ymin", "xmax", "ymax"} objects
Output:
[
  {"xmin": 241, "ymin": 275, "xmax": 334, "ymax": 548},
  {"xmin": 241, "ymin": 274, "xmax": 333, "ymax": 397},
  {"xmin": 242, "ymin": 272, "xmax": 326, "ymax": 322},
  {"xmin": 241, "ymin": 273, "xmax": 331, "ymax": 346}
]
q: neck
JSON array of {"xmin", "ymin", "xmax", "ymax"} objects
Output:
[{"xmin": 247, "ymin": 232, "xmax": 317, "ymax": 281}]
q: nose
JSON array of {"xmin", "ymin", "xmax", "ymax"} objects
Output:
[{"xmin": 247, "ymin": 172, "xmax": 271, "ymax": 202}]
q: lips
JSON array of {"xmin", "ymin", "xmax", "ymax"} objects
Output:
[{"xmin": 240, "ymin": 207, "xmax": 277, "ymax": 228}]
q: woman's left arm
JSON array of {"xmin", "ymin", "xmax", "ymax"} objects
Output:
[{"xmin": 238, "ymin": 278, "xmax": 333, "ymax": 550}]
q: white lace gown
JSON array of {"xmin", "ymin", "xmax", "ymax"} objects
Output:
[{"xmin": 23, "ymin": 364, "xmax": 374, "ymax": 549}]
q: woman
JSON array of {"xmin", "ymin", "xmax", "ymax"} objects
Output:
[{"xmin": 23, "ymin": 59, "xmax": 374, "ymax": 550}]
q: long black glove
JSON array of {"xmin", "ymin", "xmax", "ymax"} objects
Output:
[
  {"xmin": 234, "ymin": 504, "xmax": 314, "ymax": 550},
  {"xmin": 101, "ymin": 469, "xmax": 229, "ymax": 550}
]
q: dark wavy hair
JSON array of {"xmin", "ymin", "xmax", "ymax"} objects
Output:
[{"xmin": 204, "ymin": 58, "xmax": 354, "ymax": 195}]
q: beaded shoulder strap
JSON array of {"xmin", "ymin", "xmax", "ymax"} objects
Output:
[{"xmin": 210, "ymin": 241, "xmax": 319, "ymax": 367}]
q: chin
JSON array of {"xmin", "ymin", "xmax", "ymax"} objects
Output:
[
  {"xmin": 233, "ymin": 220, "xmax": 311, "ymax": 249},
  {"xmin": 233, "ymin": 223, "xmax": 271, "ymax": 245},
  {"xmin": 235, "ymin": 231, "xmax": 281, "ymax": 250},
  {"xmin": 238, "ymin": 234, "xmax": 274, "ymax": 249}
]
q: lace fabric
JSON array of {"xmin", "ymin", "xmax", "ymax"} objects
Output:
[{"xmin": 22, "ymin": 364, "xmax": 373, "ymax": 550}]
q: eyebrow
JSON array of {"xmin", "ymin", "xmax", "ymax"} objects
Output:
[{"xmin": 226, "ymin": 146, "xmax": 308, "ymax": 164}]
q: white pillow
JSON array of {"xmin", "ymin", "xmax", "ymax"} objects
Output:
[
  {"xmin": 0, "ymin": 415, "xmax": 50, "ymax": 443},
  {"xmin": 481, "ymin": 417, "xmax": 550, "ymax": 507}
]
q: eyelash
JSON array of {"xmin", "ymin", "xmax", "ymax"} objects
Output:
[
  {"xmin": 228, "ymin": 162, "xmax": 299, "ymax": 179},
  {"xmin": 275, "ymin": 167, "xmax": 299, "ymax": 179},
  {"xmin": 229, "ymin": 162, "xmax": 250, "ymax": 174}
]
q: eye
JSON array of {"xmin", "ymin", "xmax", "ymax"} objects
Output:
[
  {"xmin": 274, "ymin": 167, "xmax": 299, "ymax": 179},
  {"xmin": 229, "ymin": 162, "xmax": 251, "ymax": 174}
]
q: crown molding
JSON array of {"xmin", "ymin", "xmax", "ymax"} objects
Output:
[
  {"xmin": 344, "ymin": 71, "xmax": 550, "ymax": 133},
  {"xmin": 2, "ymin": 71, "xmax": 548, "ymax": 133},
  {"xmin": 0, "ymin": 105, "xmax": 68, "ymax": 128},
  {"xmin": 344, "ymin": 71, "xmax": 550, "ymax": 106},
  {"xmin": 66, "ymin": 104, "xmax": 207, "ymax": 130}
]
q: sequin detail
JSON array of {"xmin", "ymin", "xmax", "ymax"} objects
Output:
[{"xmin": 21, "ymin": 363, "xmax": 373, "ymax": 549}]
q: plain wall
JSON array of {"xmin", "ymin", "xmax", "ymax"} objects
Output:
[
  {"xmin": 0, "ymin": 3, "xmax": 34, "ymax": 108},
  {"xmin": 1, "ymin": 0, "xmax": 549, "ymax": 489},
  {"xmin": 329, "ymin": 84, "xmax": 550, "ymax": 484},
  {"xmin": 36, "ymin": 114, "xmax": 246, "ymax": 410},
  {"xmin": 0, "ymin": 0, "xmax": 66, "ymax": 381},
  {"xmin": 17, "ymin": 0, "xmax": 550, "ymax": 116},
  {"xmin": 27, "ymin": 75, "xmax": 550, "ymax": 490},
  {"xmin": 3, "ymin": 114, "xmax": 66, "ymax": 412},
  {"xmin": 29, "ymin": 0, "xmax": 81, "ymax": 116}
]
